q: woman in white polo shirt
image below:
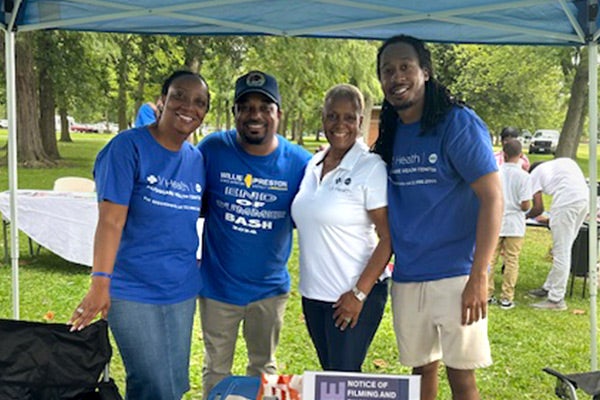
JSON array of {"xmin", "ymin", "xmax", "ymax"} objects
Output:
[{"xmin": 291, "ymin": 84, "xmax": 392, "ymax": 372}]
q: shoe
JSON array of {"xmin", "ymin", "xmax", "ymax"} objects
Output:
[
  {"xmin": 487, "ymin": 296, "xmax": 497, "ymax": 305},
  {"xmin": 530, "ymin": 299, "xmax": 567, "ymax": 311},
  {"xmin": 499, "ymin": 299, "xmax": 514, "ymax": 310},
  {"xmin": 527, "ymin": 287, "xmax": 549, "ymax": 298}
]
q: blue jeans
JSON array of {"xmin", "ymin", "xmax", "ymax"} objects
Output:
[
  {"xmin": 108, "ymin": 297, "xmax": 196, "ymax": 400},
  {"xmin": 302, "ymin": 279, "xmax": 388, "ymax": 372}
]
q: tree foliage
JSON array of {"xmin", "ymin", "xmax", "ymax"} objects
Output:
[{"xmin": 1, "ymin": 31, "xmax": 588, "ymax": 164}]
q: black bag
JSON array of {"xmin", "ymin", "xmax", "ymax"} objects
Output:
[{"xmin": 0, "ymin": 318, "xmax": 121, "ymax": 400}]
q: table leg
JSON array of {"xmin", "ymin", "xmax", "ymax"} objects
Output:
[{"xmin": 3, "ymin": 220, "xmax": 8, "ymax": 264}]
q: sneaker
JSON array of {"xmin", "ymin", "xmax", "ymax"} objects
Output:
[
  {"xmin": 499, "ymin": 299, "xmax": 515, "ymax": 310},
  {"xmin": 530, "ymin": 299, "xmax": 567, "ymax": 311},
  {"xmin": 527, "ymin": 287, "xmax": 549, "ymax": 298},
  {"xmin": 487, "ymin": 296, "xmax": 497, "ymax": 305}
]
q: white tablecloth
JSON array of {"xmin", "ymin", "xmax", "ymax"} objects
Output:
[
  {"xmin": 0, "ymin": 190, "xmax": 205, "ymax": 266},
  {"xmin": 0, "ymin": 190, "xmax": 98, "ymax": 266}
]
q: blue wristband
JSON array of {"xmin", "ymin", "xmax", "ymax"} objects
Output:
[{"xmin": 90, "ymin": 271, "xmax": 113, "ymax": 279}]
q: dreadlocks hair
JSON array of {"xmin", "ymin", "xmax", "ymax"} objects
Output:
[{"xmin": 371, "ymin": 35, "xmax": 462, "ymax": 165}]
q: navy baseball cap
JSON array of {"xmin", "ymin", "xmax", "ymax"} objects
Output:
[{"xmin": 234, "ymin": 70, "xmax": 281, "ymax": 107}]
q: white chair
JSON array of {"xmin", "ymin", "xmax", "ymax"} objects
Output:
[{"xmin": 53, "ymin": 176, "xmax": 95, "ymax": 192}]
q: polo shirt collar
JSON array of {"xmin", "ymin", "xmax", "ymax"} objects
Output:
[{"xmin": 319, "ymin": 139, "xmax": 365, "ymax": 171}]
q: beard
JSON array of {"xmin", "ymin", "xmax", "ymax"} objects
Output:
[
  {"xmin": 389, "ymin": 98, "xmax": 415, "ymax": 112},
  {"xmin": 238, "ymin": 129, "xmax": 267, "ymax": 145}
]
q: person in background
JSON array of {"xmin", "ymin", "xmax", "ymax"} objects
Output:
[
  {"xmin": 291, "ymin": 84, "xmax": 392, "ymax": 372},
  {"xmin": 373, "ymin": 34, "xmax": 503, "ymax": 400},
  {"xmin": 69, "ymin": 70, "xmax": 210, "ymax": 399},
  {"xmin": 487, "ymin": 139, "xmax": 532, "ymax": 310},
  {"xmin": 197, "ymin": 70, "xmax": 312, "ymax": 399},
  {"xmin": 134, "ymin": 97, "xmax": 163, "ymax": 128},
  {"xmin": 526, "ymin": 158, "xmax": 588, "ymax": 310},
  {"xmin": 494, "ymin": 126, "xmax": 530, "ymax": 171}
]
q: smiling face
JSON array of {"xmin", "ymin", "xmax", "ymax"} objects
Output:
[
  {"xmin": 378, "ymin": 41, "xmax": 429, "ymax": 123},
  {"xmin": 159, "ymin": 75, "xmax": 209, "ymax": 137},
  {"xmin": 322, "ymin": 96, "xmax": 362, "ymax": 155},
  {"xmin": 234, "ymin": 93, "xmax": 281, "ymax": 149}
]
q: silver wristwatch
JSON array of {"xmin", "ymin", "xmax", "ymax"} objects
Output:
[{"xmin": 351, "ymin": 286, "xmax": 367, "ymax": 302}]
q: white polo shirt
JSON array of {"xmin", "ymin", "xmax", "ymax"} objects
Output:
[{"xmin": 291, "ymin": 140, "xmax": 388, "ymax": 302}]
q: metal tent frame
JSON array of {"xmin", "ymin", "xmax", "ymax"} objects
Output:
[{"xmin": 2, "ymin": 0, "xmax": 599, "ymax": 367}]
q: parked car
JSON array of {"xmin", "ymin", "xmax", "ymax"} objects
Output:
[
  {"xmin": 529, "ymin": 129, "xmax": 559, "ymax": 154},
  {"xmin": 70, "ymin": 123, "xmax": 99, "ymax": 133}
]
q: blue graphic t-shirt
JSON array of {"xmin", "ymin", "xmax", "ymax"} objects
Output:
[
  {"xmin": 388, "ymin": 106, "xmax": 497, "ymax": 282},
  {"xmin": 94, "ymin": 127, "xmax": 205, "ymax": 304},
  {"xmin": 198, "ymin": 130, "xmax": 311, "ymax": 305}
]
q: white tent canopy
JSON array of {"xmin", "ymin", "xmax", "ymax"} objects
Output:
[{"xmin": 3, "ymin": 0, "xmax": 600, "ymax": 367}]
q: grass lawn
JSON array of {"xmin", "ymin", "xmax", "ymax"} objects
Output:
[{"xmin": 0, "ymin": 132, "xmax": 599, "ymax": 399}]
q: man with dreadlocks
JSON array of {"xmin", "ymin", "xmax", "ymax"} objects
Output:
[{"xmin": 372, "ymin": 35, "xmax": 503, "ymax": 400}]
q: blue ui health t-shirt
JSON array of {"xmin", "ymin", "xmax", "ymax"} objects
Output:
[
  {"xmin": 94, "ymin": 127, "xmax": 205, "ymax": 304},
  {"xmin": 387, "ymin": 106, "xmax": 497, "ymax": 283}
]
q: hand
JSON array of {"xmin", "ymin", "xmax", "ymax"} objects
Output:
[
  {"xmin": 332, "ymin": 291, "xmax": 363, "ymax": 330},
  {"xmin": 461, "ymin": 273, "xmax": 487, "ymax": 325},
  {"xmin": 68, "ymin": 279, "xmax": 111, "ymax": 332}
]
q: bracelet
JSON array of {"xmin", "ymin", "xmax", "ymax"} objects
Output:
[{"xmin": 90, "ymin": 271, "xmax": 113, "ymax": 279}]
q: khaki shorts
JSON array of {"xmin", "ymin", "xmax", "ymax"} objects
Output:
[{"xmin": 391, "ymin": 275, "xmax": 492, "ymax": 370}]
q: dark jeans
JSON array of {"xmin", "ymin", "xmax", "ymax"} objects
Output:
[{"xmin": 302, "ymin": 279, "xmax": 388, "ymax": 372}]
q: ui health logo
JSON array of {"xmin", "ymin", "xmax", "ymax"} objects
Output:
[{"xmin": 304, "ymin": 371, "xmax": 419, "ymax": 400}]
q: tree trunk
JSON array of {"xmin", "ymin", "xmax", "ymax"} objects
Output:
[
  {"xmin": 59, "ymin": 107, "xmax": 73, "ymax": 142},
  {"xmin": 134, "ymin": 36, "xmax": 151, "ymax": 115},
  {"xmin": 225, "ymin": 99, "xmax": 232, "ymax": 130},
  {"xmin": 36, "ymin": 33, "xmax": 61, "ymax": 160},
  {"xmin": 556, "ymin": 53, "xmax": 587, "ymax": 159},
  {"xmin": 362, "ymin": 95, "xmax": 373, "ymax": 141},
  {"xmin": 117, "ymin": 37, "xmax": 131, "ymax": 131},
  {"xmin": 16, "ymin": 34, "xmax": 52, "ymax": 166}
]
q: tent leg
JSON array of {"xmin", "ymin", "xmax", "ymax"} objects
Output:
[
  {"xmin": 5, "ymin": 30, "xmax": 19, "ymax": 320},
  {"xmin": 587, "ymin": 40, "xmax": 598, "ymax": 371}
]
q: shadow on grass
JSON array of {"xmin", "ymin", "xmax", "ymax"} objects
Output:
[{"xmin": 9, "ymin": 252, "xmax": 90, "ymax": 276}]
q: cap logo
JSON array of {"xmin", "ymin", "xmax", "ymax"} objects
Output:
[{"xmin": 246, "ymin": 72, "xmax": 266, "ymax": 87}]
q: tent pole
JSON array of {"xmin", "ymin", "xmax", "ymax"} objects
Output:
[
  {"xmin": 5, "ymin": 30, "xmax": 19, "ymax": 320},
  {"xmin": 588, "ymin": 40, "xmax": 598, "ymax": 371}
]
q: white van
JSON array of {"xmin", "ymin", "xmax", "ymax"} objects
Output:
[{"xmin": 529, "ymin": 129, "xmax": 559, "ymax": 154}]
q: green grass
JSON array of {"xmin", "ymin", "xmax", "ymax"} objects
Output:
[{"xmin": 0, "ymin": 134, "xmax": 598, "ymax": 399}]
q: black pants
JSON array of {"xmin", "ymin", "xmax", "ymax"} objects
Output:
[{"xmin": 302, "ymin": 279, "xmax": 388, "ymax": 372}]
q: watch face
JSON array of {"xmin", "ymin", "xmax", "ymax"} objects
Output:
[{"xmin": 352, "ymin": 287, "xmax": 366, "ymax": 302}]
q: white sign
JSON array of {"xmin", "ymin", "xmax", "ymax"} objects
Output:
[{"xmin": 301, "ymin": 371, "xmax": 420, "ymax": 400}]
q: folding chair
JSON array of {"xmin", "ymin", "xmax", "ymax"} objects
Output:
[
  {"xmin": 544, "ymin": 367, "xmax": 600, "ymax": 400},
  {"xmin": 0, "ymin": 318, "xmax": 122, "ymax": 400},
  {"xmin": 53, "ymin": 177, "xmax": 96, "ymax": 193}
]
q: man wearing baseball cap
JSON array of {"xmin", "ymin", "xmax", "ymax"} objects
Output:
[{"xmin": 197, "ymin": 70, "xmax": 312, "ymax": 398}]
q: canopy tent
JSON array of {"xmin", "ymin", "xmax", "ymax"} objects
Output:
[{"xmin": 3, "ymin": 0, "xmax": 600, "ymax": 367}]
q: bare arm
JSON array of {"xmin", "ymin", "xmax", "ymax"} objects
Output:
[
  {"xmin": 333, "ymin": 206, "xmax": 392, "ymax": 329},
  {"xmin": 69, "ymin": 201, "xmax": 128, "ymax": 331},
  {"xmin": 462, "ymin": 171, "xmax": 503, "ymax": 325},
  {"xmin": 526, "ymin": 191, "xmax": 544, "ymax": 219},
  {"xmin": 520, "ymin": 199, "xmax": 531, "ymax": 212}
]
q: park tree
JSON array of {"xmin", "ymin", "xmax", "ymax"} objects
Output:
[
  {"xmin": 15, "ymin": 33, "xmax": 52, "ymax": 166},
  {"xmin": 444, "ymin": 45, "xmax": 565, "ymax": 141},
  {"xmin": 113, "ymin": 34, "xmax": 135, "ymax": 131},
  {"xmin": 35, "ymin": 31, "xmax": 60, "ymax": 160},
  {"xmin": 201, "ymin": 36, "xmax": 248, "ymax": 132},
  {"xmin": 555, "ymin": 47, "xmax": 588, "ymax": 159}
]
